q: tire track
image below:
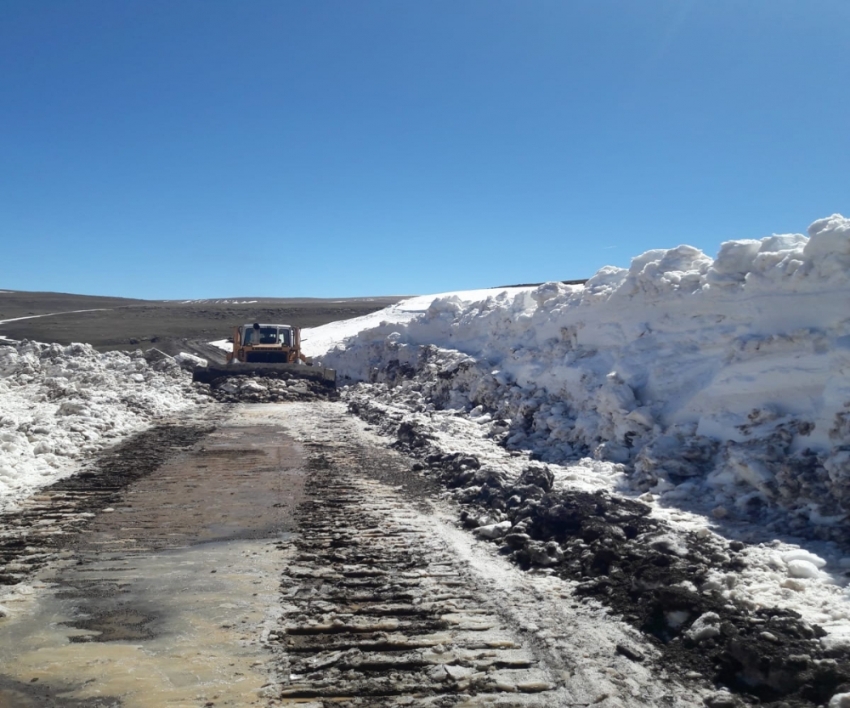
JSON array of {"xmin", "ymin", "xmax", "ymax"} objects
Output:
[
  {"xmin": 271, "ymin": 455, "xmax": 560, "ymax": 707},
  {"xmin": 255, "ymin": 401, "xmax": 707, "ymax": 708},
  {"xmin": 0, "ymin": 424, "xmax": 211, "ymax": 588}
]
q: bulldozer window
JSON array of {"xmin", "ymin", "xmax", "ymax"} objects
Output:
[
  {"xmin": 259, "ymin": 327, "xmax": 278, "ymax": 344},
  {"xmin": 278, "ymin": 329, "xmax": 292, "ymax": 346}
]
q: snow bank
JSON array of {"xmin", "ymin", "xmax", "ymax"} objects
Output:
[
  {"xmin": 300, "ymin": 287, "xmax": 532, "ymax": 359},
  {"xmin": 0, "ymin": 341, "xmax": 209, "ymax": 510},
  {"xmin": 315, "ymin": 214, "xmax": 850, "ymax": 541}
]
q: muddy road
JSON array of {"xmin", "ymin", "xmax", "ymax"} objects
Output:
[{"xmin": 0, "ymin": 402, "xmax": 704, "ymax": 708}]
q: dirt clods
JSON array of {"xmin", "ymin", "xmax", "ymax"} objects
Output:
[
  {"xmin": 204, "ymin": 374, "xmax": 338, "ymax": 403},
  {"xmin": 366, "ymin": 409, "xmax": 850, "ymax": 707}
]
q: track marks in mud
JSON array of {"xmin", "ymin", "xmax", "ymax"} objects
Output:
[
  {"xmin": 0, "ymin": 424, "xmax": 211, "ymax": 588},
  {"xmin": 0, "ymin": 416, "xmax": 305, "ymax": 707},
  {"xmin": 270, "ymin": 456, "xmax": 560, "ymax": 707},
  {"xmin": 351, "ymin": 403, "xmax": 850, "ymax": 707}
]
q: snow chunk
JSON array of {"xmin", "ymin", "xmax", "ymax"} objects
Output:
[
  {"xmin": 685, "ymin": 612, "xmax": 721, "ymax": 642},
  {"xmin": 781, "ymin": 549, "xmax": 827, "ymax": 569},
  {"xmin": 705, "ymin": 240, "xmax": 762, "ymax": 287},
  {"xmin": 830, "ymin": 692, "xmax": 850, "ymax": 708},
  {"xmin": 474, "ymin": 520, "xmax": 512, "ymax": 539},
  {"xmin": 805, "ymin": 214, "xmax": 850, "ymax": 270},
  {"xmin": 174, "ymin": 352, "xmax": 208, "ymax": 369},
  {"xmin": 786, "ymin": 559, "xmax": 824, "ymax": 580}
]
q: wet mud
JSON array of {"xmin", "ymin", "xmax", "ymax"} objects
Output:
[
  {"xmin": 67, "ymin": 608, "xmax": 158, "ymax": 642},
  {"xmin": 0, "ymin": 424, "xmax": 212, "ymax": 589},
  {"xmin": 0, "ymin": 416, "xmax": 307, "ymax": 707},
  {"xmin": 0, "ymin": 676, "xmax": 122, "ymax": 708}
]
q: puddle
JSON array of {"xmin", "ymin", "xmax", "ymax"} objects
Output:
[
  {"xmin": 0, "ymin": 538, "xmax": 288, "ymax": 707},
  {"xmin": 68, "ymin": 609, "xmax": 158, "ymax": 643},
  {"xmin": 0, "ymin": 416, "xmax": 308, "ymax": 707}
]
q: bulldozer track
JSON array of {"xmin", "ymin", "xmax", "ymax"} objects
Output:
[
  {"xmin": 269, "ymin": 449, "xmax": 563, "ymax": 707},
  {"xmin": 0, "ymin": 424, "xmax": 211, "ymax": 588},
  {"xmin": 252, "ymin": 401, "xmax": 705, "ymax": 708},
  {"xmin": 0, "ymin": 402, "xmax": 703, "ymax": 707}
]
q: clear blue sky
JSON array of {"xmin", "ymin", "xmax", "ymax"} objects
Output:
[{"xmin": 1, "ymin": 1, "xmax": 848, "ymax": 299}]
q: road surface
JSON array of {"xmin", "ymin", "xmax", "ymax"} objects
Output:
[{"xmin": 0, "ymin": 401, "xmax": 702, "ymax": 707}]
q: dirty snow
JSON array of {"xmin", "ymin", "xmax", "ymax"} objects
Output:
[
  {"xmin": 0, "ymin": 341, "xmax": 210, "ymax": 511},
  {"xmin": 301, "ymin": 214, "xmax": 850, "ymax": 657},
  {"xmin": 343, "ymin": 381, "xmax": 850, "ymax": 658},
  {"xmin": 312, "ymin": 214, "xmax": 850, "ymax": 542}
]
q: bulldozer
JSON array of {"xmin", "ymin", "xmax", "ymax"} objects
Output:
[
  {"xmin": 229, "ymin": 322, "xmax": 307, "ymax": 364},
  {"xmin": 193, "ymin": 322, "xmax": 336, "ymax": 386}
]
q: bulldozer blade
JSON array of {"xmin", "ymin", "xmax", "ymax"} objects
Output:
[{"xmin": 193, "ymin": 363, "xmax": 336, "ymax": 387}]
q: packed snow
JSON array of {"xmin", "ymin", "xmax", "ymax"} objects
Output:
[
  {"xmin": 310, "ymin": 214, "xmax": 850, "ymax": 544},
  {"xmin": 0, "ymin": 341, "xmax": 210, "ymax": 511},
  {"xmin": 299, "ymin": 218, "xmax": 850, "ymax": 694}
]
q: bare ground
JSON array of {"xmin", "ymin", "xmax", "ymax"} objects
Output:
[{"xmin": 0, "ymin": 290, "xmax": 404, "ymax": 353}]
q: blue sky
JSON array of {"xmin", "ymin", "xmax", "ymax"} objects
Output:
[{"xmin": 1, "ymin": 1, "xmax": 848, "ymax": 299}]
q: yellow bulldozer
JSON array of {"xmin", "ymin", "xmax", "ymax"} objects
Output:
[
  {"xmin": 193, "ymin": 322, "xmax": 336, "ymax": 386},
  {"xmin": 228, "ymin": 322, "xmax": 309, "ymax": 364}
]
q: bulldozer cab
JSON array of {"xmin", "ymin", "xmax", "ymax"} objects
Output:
[
  {"xmin": 242, "ymin": 325, "xmax": 291, "ymax": 347},
  {"xmin": 229, "ymin": 323, "xmax": 302, "ymax": 364}
]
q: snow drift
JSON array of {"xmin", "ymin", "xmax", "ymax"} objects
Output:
[
  {"xmin": 0, "ymin": 341, "xmax": 209, "ymax": 510},
  {"xmin": 315, "ymin": 214, "xmax": 850, "ymax": 542}
]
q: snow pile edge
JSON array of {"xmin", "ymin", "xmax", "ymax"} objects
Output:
[
  {"xmin": 0, "ymin": 341, "xmax": 210, "ymax": 510},
  {"xmin": 317, "ymin": 214, "xmax": 850, "ymax": 542}
]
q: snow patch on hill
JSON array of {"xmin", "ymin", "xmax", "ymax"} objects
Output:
[{"xmin": 300, "ymin": 287, "xmax": 533, "ymax": 359}]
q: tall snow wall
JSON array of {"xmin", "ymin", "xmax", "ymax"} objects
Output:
[{"xmin": 319, "ymin": 214, "xmax": 850, "ymax": 538}]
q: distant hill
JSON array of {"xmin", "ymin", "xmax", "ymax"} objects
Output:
[
  {"xmin": 0, "ymin": 290, "xmax": 404, "ymax": 352},
  {"xmin": 0, "ymin": 290, "xmax": 150, "ymax": 321}
]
